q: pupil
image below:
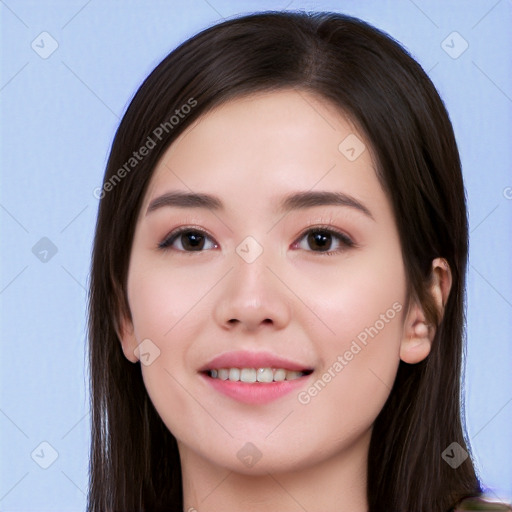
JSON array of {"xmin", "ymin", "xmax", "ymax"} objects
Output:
[
  {"xmin": 308, "ymin": 231, "xmax": 331, "ymax": 251},
  {"xmin": 183, "ymin": 232, "xmax": 204, "ymax": 250}
]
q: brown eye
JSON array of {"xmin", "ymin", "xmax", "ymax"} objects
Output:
[
  {"xmin": 307, "ymin": 231, "xmax": 333, "ymax": 252},
  {"xmin": 294, "ymin": 228, "xmax": 354, "ymax": 254},
  {"xmin": 159, "ymin": 229, "xmax": 217, "ymax": 252}
]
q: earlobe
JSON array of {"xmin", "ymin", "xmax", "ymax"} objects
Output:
[
  {"xmin": 400, "ymin": 257, "xmax": 452, "ymax": 364},
  {"xmin": 116, "ymin": 314, "xmax": 140, "ymax": 364},
  {"xmin": 400, "ymin": 315, "xmax": 434, "ymax": 364}
]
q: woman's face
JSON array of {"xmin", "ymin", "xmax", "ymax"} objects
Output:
[{"xmin": 120, "ymin": 89, "xmax": 415, "ymax": 475}]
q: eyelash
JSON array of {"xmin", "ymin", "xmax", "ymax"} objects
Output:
[{"xmin": 158, "ymin": 225, "xmax": 355, "ymax": 256}]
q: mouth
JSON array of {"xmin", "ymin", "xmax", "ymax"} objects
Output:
[{"xmin": 199, "ymin": 351, "xmax": 314, "ymax": 404}]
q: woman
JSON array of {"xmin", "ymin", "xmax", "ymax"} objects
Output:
[{"xmin": 87, "ymin": 11, "xmax": 510, "ymax": 512}]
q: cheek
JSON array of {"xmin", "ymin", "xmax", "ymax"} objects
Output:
[
  {"xmin": 125, "ymin": 256, "xmax": 220, "ymax": 440},
  {"xmin": 294, "ymin": 242, "xmax": 406, "ymax": 350},
  {"xmin": 127, "ymin": 255, "xmax": 217, "ymax": 342},
  {"xmin": 292, "ymin": 247, "xmax": 406, "ymax": 427}
]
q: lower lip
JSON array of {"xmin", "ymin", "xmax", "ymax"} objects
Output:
[{"xmin": 200, "ymin": 373, "xmax": 310, "ymax": 404}]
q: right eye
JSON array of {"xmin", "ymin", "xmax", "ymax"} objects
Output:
[{"xmin": 158, "ymin": 228, "xmax": 218, "ymax": 252}]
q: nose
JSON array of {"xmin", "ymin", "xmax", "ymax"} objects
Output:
[{"xmin": 213, "ymin": 251, "xmax": 292, "ymax": 333}]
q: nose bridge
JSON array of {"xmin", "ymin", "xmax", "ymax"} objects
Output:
[
  {"xmin": 230, "ymin": 240, "xmax": 276, "ymax": 309},
  {"xmin": 213, "ymin": 235, "xmax": 291, "ymax": 331}
]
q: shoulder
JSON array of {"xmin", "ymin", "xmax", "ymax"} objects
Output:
[{"xmin": 453, "ymin": 497, "xmax": 512, "ymax": 511}]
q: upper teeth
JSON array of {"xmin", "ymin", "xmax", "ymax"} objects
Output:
[{"xmin": 209, "ymin": 368, "xmax": 305, "ymax": 383}]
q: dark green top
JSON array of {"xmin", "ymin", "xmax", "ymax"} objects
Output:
[{"xmin": 453, "ymin": 497, "xmax": 512, "ymax": 511}]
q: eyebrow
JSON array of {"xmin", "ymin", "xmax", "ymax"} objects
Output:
[
  {"xmin": 146, "ymin": 191, "xmax": 223, "ymax": 214},
  {"xmin": 146, "ymin": 190, "xmax": 374, "ymax": 221},
  {"xmin": 278, "ymin": 191, "xmax": 374, "ymax": 221}
]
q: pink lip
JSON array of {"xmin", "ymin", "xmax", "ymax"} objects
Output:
[
  {"xmin": 198, "ymin": 350, "xmax": 314, "ymax": 405},
  {"xmin": 201, "ymin": 374, "xmax": 311, "ymax": 404},
  {"xmin": 199, "ymin": 350, "xmax": 312, "ymax": 372}
]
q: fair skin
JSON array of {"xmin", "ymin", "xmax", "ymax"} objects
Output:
[{"xmin": 118, "ymin": 89, "xmax": 452, "ymax": 512}]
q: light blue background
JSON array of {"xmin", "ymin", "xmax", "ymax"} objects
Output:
[{"xmin": 1, "ymin": 1, "xmax": 511, "ymax": 510}]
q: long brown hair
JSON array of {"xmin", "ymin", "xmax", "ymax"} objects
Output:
[{"xmin": 88, "ymin": 11, "xmax": 482, "ymax": 511}]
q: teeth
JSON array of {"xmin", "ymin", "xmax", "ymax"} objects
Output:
[
  {"xmin": 257, "ymin": 368, "xmax": 273, "ymax": 383},
  {"xmin": 228, "ymin": 368, "xmax": 240, "ymax": 381},
  {"xmin": 208, "ymin": 367, "xmax": 308, "ymax": 382},
  {"xmin": 273, "ymin": 368, "xmax": 286, "ymax": 381},
  {"xmin": 240, "ymin": 368, "xmax": 256, "ymax": 383},
  {"xmin": 285, "ymin": 370, "xmax": 302, "ymax": 380}
]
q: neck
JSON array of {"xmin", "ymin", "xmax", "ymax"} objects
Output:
[{"xmin": 179, "ymin": 429, "xmax": 370, "ymax": 512}]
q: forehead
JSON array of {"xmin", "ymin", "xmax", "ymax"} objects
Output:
[{"xmin": 142, "ymin": 89, "xmax": 387, "ymax": 219}]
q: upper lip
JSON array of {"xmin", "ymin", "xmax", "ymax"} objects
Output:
[{"xmin": 199, "ymin": 351, "xmax": 314, "ymax": 372}]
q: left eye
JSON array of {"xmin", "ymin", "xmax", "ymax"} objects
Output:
[
  {"xmin": 293, "ymin": 228, "xmax": 354, "ymax": 253},
  {"xmin": 158, "ymin": 229, "xmax": 217, "ymax": 252}
]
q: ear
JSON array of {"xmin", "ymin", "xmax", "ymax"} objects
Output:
[
  {"xmin": 116, "ymin": 311, "xmax": 139, "ymax": 364},
  {"xmin": 400, "ymin": 257, "xmax": 452, "ymax": 364}
]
